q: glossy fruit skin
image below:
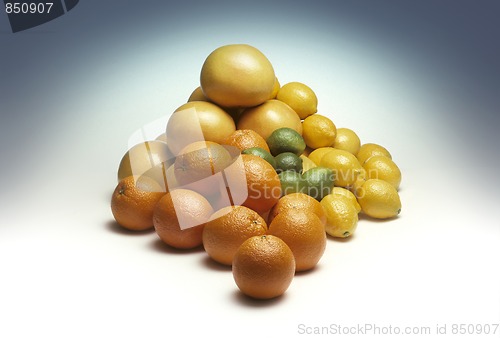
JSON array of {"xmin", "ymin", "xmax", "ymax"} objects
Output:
[
  {"xmin": 308, "ymin": 147, "xmax": 335, "ymax": 166},
  {"xmin": 356, "ymin": 143, "xmax": 392, "ymax": 165},
  {"xmin": 241, "ymin": 147, "xmax": 277, "ymax": 169},
  {"xmin": 202, "ymin": 206, "xmax": 267, "ymax": 266},
  {"xmin": 278, "ymin": 170, "xmax": 308, "ymax": 196},
  {"xmin": 276, "ymin": 82, "xmax": 318, "ymax": 119},
  {"xmin": 268, "ymin": 192, "xmax": 326, "ymax": 225},
  {"xmin": 302, "ymin": 166, "xmax": 334, "ymax": 201},
  {"xmin": 331, "ymin": 187, "xmax": 361, "ymax": 213},
  {"xmin": 267, "ymin": 127, "xmax": 306, "ymax": 156},
  {"xmin": 166, "ymin": 101, "xmax": 236, "ymax": 155},
  {"xmin": 111, "ymin": 176, "xmax": 166, "ymax": 231},
  {"xmin": 222, "ymin": 129, "xmax": 270, "ymax": 152},
  {"xmin": 320, "ymin": 194, "xmax": 359, "ymax": 238},
  {"xmin": 334, "ymin": 128, "xmax": 361, "ymax": 155},
  {"xmin": 200, "ymin": 44, "xmax": 275, "ymax": 108},
  {"xmin": 153, "ymin": 189, "xmax": 214, "ymax": 249},
  {"xmin": 240, "ymin": 154, "xmax": 282, "ymax": 214},
  {"xmin": 320, "ymin": 149, "xmax": 364, "ymax": 188},
  {"xmin": 267, "ymin": 210, "xmax": 326, "ymax": 272},
  {"xmin": 117, "ymin": 141, "xmax": 172, "ymax": 182},
  {"xmin": 363, "ymin": 155, "xmax": 402, "ymax": 190},
  {"xmin": 302, "ymin": 114, "xmax": 337, "ymax": 149},
  {"xmin": 357, "ymin": 179, "xmax": 402, "ymax": 219},
  {"xmin": 274, "ymin": 152, "xmax": 303, "ymax": 173},
  {"xmin": 232, "ymin": 235, "xmax": 295, "ymax": 299},
  {"xmin": 237, "ymin": 99, "xmax": 303, "ymax": 141}
]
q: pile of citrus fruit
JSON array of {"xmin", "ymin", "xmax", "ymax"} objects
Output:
[{"xmin": 110, "ymin": 44, "xmax": 402, "ymax": 300}]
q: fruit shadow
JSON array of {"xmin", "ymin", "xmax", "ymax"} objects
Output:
[
  {"xmin": 149, "ymin": 238, "xmax": 205, "ymax": 255},
  {"xmin": 105, "ymin": 220, "xmax": 155, "ymax": 236},
  {"xmin": 358, "ymin": 213, "xmax": 401, "ymax": 223},
  {"xmin": 200, "ymin": 255, "xmax": 232, "ymax": 272},
  {"xmin": 294, "ymin": 264, "xmax": 322, "ymax": 277},
  {"xmin": 230, "ymin": 289, "xmax": 288, "ymax": 308}
]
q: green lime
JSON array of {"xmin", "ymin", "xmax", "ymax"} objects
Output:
[
  {"xmin": 242, "ymin": 147, "xmax": 277, "ymax": 168},
  {"xmin": 266, "ymin": 127, "xmax": 306, "ymax": 156},
  {"xmin": 275, "ymin": 152, "xmax": 303, "ymax": 173},
  {"xmin": 278, "ymin": 170, "xmax": 307, "ymax": 196},
  {"xmin": 303, "ymin": 166, "xmax": 334, "ymax": 200}
]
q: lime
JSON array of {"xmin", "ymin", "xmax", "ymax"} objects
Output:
[
  {"xmin": 275, "ymin": 152, "xmax": 303, "ymax": 173},
  {"xmin": 242, "ymin": 147, "xmax": 277, "ymax": 169},
  {"xmin": 302, "ymin": 167, "xmax": 334, "ymax": 201},
  {"xmin": 278, "ymin": 171, "xmax": 307, "ymax": 196},
  {"xmin": 267, "ymin": 127, "xmax": 306, "ymax": 156}
]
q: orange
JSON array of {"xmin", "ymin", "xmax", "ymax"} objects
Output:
[
  {"xmin": 232, "ymin": 235, "xmax": 295, "ymax": 299},
  {"xmin": 202, "ymin": 206, "xmax": 268, "ymax": 265},
  {"xmin": 267, "ymin": 192, "xmax": 326, "ymax": 224},
  {"xmin": 173, "ymin": 141, "xmax": 234, "ymax": 196},
  {"xmin": 237, "ymin": 99, "xmax": 303, "ymax": 140},
  {"xmin": 240, "ymin": 154, "xmax": 282, "ymax": 214},
  {"xmin": 267, "ymin": 210, "xmax": 326, "ymax": 272},
  {"xmin": 221, "ymin": 129, "xmax": 270, "ymax": 152},
  {"xmin": 153, "ymin": 189, "xmax": 214, "ymax": 249},
  {"xmin": 111, "ymin": 176, "xmax": 166, "ymax": 231},
  {"xmin": 166, "ymin": 101, "xmax": 236, "ymax": 155}
]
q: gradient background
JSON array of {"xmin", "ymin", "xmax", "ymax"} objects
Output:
[{"xmin": 1, "ymin": 1, "xmax": 499, "ymax": 337}]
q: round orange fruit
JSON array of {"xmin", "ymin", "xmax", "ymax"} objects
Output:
[
  {"xmin": 202, "ymin": 205, "xmax": 267, "ymax": 266},
  {"xmin": 232, "ymin": 235, "xmax": 295, "ymax": 299},
  {"xmin": 153, "ymin": 189, "xmax": 214, "ymax": 249},
  {"xmin": 267, "ymin": 210, "xmax": 326, "ymax": 272},
  {"xmin": 222, "ymin": 129, "xmax": 271, "ymax": 153},
  {"xmin": 240, "ymin": 154, "xmax": 281, "ymax": 214},
  {"xmin": 111, "ymin": 176, "xmax": 166, "ymax": 231},
  {"xmin": 267, "ymin": 192, "xmax": 326, "ymax": 224}
]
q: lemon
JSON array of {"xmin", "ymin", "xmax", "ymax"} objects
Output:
[
  {"xmin": 237, "ymin": 99, "xmax": 303, "ymax": 140},
  {"xmin": 308, "ymin": 147, "xmax": 334, "ymax": 165},
  {"xmin": 357, "ymin": 179, "xmax": 401, "ymax": 219},
  {"xmin": 302, "ymin": 167, "xmax": 334, "ymax": 201},
  {"xmin": 242, "ymin": 147, "xmax": 277, "ymax": 169},
  {"xmin": 363, "ymin": 155, "xmax": 402, "ymax": 190},
  {"xmin": 356, "ymin": 143, "xmax": 392, "ymax": 165},
  {"xmin": 275, "ymin": 152, "xmax": 303, "ymax": 173},
  {"xmin": 330, "ymin": 187, "xmax": 361, "ymax": 213},
  {"xmin": 302, "ymin": 114, "xmax": 337, "ymax": 149},
  {"xmin": 278, "ymin": 171, "xmax": 307, "ymax": 196},
  {"xmin": 300, "ymin": 154, "xmax": 317, "ymax": 173},
  {"xmin": 200, "ymin": 44, "xmax": 275, "ymax": 108},
  {"xmin": 276, "ymin": 82, "xmax": 318, "ymax": 119},
  {"xmin": 334, "ymin": 128, "xmax": 361, "ymax": 155},
  {"xmin": 320, "ymin": 194, "xmax": 358, "ymax": 238},
  {"xmin": 320, "ymin": 149, "xmax": 363, "ymax": 187},
  {"xmin": 267, "ymin": 127, "xmax": 306, "ymax": 156}
]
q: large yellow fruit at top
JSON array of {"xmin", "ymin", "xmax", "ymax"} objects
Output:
[{"xmin": 200, "ymin": 44, "xmax": 275, "ymax": 108}]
